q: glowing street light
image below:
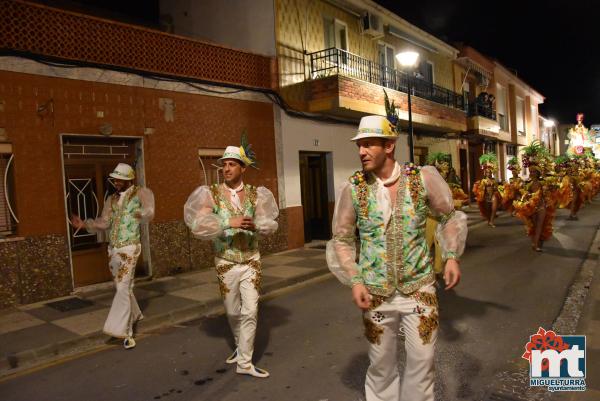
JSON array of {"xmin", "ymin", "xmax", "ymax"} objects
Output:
[{"xmin": 395, "ymin": 51, "xmax": 420, "ymax": 163}]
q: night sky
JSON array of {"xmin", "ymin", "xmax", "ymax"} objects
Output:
[{"xmin": 375, "ymin": 0, "xmax": 600, "ymax": 125}]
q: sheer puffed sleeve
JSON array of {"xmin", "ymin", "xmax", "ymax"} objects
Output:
[
  {"xmin": 255, "ymin": 186, "xmax": 279, "ymax": 236},
  {"xmin": 137, "ymin": 187, "xmax": 155, "ymax": 224},
  {"xmin": 84, "ymin": 197, "xmax": 112, "ymax": 233},
  {"xmin": 326, "ymin": 182, "xmax": 360, "ymax": 286},
  {"xmin": 421, "ymin": 166, "xmax": 468, "ymax": 261},
  {"xmin": 183, "ymin": 186, "xmax": 225, "ymax": 240}
]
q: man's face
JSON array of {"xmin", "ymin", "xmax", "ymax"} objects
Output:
[
  {"xmin": 356, "ymin": 138, "xmax": 393, "ymax": 172},
  {"xmin": 113, "ymin": 178, "xmax": 131, "ymax": 193},
  {"xmin": 222, "ymin": 159, "xmax": 246, "ymax": 183},
  {"xmin": 484, "ymin": 169, "xmax": 492, "ymax": 178}
]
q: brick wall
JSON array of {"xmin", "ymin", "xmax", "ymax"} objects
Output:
[{"xmin": 0, "ymin": 70, "xmax": 278, "ymax": 236}]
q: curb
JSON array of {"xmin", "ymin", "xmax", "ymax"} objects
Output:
[{"xmin": 0, "ymin": 268, "xmax": 332, "ymax": 381}]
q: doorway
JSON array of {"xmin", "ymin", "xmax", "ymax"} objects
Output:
[
  {"xmin": 299, "ymin": 152, "xmax": 331, "ymax": 243},
  {"xmin": 468, "ymin": 143, "xmax": 483, "ymax": 200},
  {"xmin": 459, "ymin": 148, "xmax": 469, "ymax": 194},
  {"xmin": 61, "ymin": 135, "xmax": 149, "ymax": 287}
]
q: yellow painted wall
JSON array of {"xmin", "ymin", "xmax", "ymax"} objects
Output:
[{"xmin": 275, "ymin": 0, "xmax": 455, "ymax": 91}]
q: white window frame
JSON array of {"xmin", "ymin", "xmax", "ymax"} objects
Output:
[
  {"xmin": 426, "ymin": 60, "xmax": 435, "ymax": 84},
  {"xmin": 377, "ymin": 41, "xmax": 396, "ymax": 69},
  {"xmin": 516, "ymin": 96, "xmax": 525, "ymax": 136},
  {"xmin": 198, "ymin": 148, "xmax": 225, "ymax": 186},
  {"xmin": 323, "ymin": 16, "xmax": 348, "ymax": 51}
]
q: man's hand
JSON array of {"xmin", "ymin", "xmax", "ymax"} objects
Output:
[
  {"xmin": 70, "ymin": 214, "xmax": 85, "ymax": 230},
  {"xmin": 352, "ymin": 283, "xmax": 371, "ymax": 310},
  {"xmin": 229, "ymin": 216, "xmax": 256, "ymax": 231},
  {"xmin": 443, "ymin": 259, "xmax": 461, "ymax": 290}
]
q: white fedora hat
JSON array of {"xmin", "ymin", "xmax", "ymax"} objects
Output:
[
  {"xmin": 351, "ymin": 115, "xmax": 399, "ymax": 142},
  {"xmin": 109, "ymin": 163, "xmax": 135, "ymax": 180},
  {"xmin": 219, "ymin": 145, "xmax": 255, "ymax": 166}
]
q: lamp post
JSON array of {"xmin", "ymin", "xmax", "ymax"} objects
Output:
[
  {"xmin": 396, "ymin": 51, "xmax": 420, "ymax": 164},
  {"xmin": 543, "ymin": 118, "xmax": 555, "ymax": 153}
]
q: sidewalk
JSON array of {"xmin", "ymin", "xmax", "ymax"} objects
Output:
[
  {"xmin": 0, "ymin": 207, "xmax": 491, "ymax": 379},
  {"xmin": 553, "ymin": 241, "xmax": 600, "ymax": 401}
]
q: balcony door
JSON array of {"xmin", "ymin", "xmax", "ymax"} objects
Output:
[
  {"xmin": 323, "ymin": 17, "xmax": 348, "ymax": 64},
  {"xmin": 378, "ymin": 42, "xmax": 395, "ymax": 87}
]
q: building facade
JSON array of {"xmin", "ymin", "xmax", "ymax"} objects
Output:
[
  {"xmin": 161, "ymin": 0, "xmax": 548, "ymax": 244},
  {"xmin": 0, "ymin": 0, "xmax": 287, "ymax": 307}
]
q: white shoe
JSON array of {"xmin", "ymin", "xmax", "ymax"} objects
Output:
[
  {"xmin": 225, "ymin": 348, "xmax": 239, "ymax": 364},
  {"xmin": 236, "ymin": 365, "xmax": 270, "ymax": 378},
  {"xmin": 123, "ymin": 337, "xmax": 136, "ymax": 349}
]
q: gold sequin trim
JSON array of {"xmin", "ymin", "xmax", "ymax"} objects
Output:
[
  {"xmin": 249, "ymin": 260, "xmax": 262, "ymax": 292},
  {"xmin": 333, "ymin": 234, "xmax": 356, "ymax": 244},
  {"xmin": 369, "ymin": 294, "xmax": 386, "ymax": 311},
  {"xmin": 363, "ymin": 316, "xmax": 384, "ymax": 345},
  {"xmin": 215, "ymin": 263, "xmax": 235, "ymax": 298},
  {"xmin": 407, "ymin": 170, "xmax": 423, "ymax": 207},
  {"xmin": 410, "ymin": 291, "xmax": 438, "ymax": 308},
  {"xmin": 418, "ymin": 310, "xmax": 439, "ymax": 345},
  {"xmin": 382, "ymin": 173, "xmax": 406, "ymax": 296},
  {"xmin": 117, "ymin": 265, "xmax": 129, "ymax": 282},
  {"xmin": 355, "ymin": 180, "xmax": 369, "ymax": 218},
  {"xmin": 116, "ymin": 252, "xmax": 136, "ymax": 282}
]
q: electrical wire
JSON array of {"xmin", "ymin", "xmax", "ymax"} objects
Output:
[{"xmin": 1, "ymin": 49, "xmax": 358, "ymax": 126}]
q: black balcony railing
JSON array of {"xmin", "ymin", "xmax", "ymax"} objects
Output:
[
  {"xmin": 468, "ymin": 102, "xmax": 496, "ymax": 120},
  {"xmin": 308, "ymin": 48, "xmax": 466, "ymax": 111}
]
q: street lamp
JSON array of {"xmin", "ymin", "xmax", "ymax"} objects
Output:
[
  {"xmin": 543, "ymin": 118, "xmax": 555, "ymax": 152},
  {"xmin": 396, "ymin": 51, "xmax": 419, "ymax": 164}
]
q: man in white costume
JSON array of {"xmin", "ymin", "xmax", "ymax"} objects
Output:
[
  {"xmin": 71, "ymin": 163, "xmax": 155, "ymax": 349},
  {"xmin": 327, "ymin": 108, "xmax": 467, "ymax": 401},
  {"xmin": 184, "ymin": 136, "xmax": 279, "ymax": 378}
]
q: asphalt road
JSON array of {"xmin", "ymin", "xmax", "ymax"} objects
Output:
[{"xmin": 1, "ymin": 204, "xmax": 599, "ymax": 401}]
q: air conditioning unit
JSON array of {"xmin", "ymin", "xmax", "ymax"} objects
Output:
[{"xmin": 362, "ymin": 12, "xmax": 384, "ymax": 39}]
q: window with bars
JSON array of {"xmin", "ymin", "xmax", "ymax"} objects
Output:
[
  {"xmin": 198, "ymin": 149, "xmax": 225, "ymax": 186},
  {"xmin": 0, "ymin": 149, "xmax": 17, "ymax": 235}
]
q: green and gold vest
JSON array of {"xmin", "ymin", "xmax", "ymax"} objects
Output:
[
  {"xmin": 109, "ymin": 186, "xmax": 142, "ymax": 248},
  {"xmin": 210, "ymin": 184, "xmax": 259, "ymax": 263},
  {"xmin": 350, "ymin": 166, "xmax": 434, "ymax": 295}
]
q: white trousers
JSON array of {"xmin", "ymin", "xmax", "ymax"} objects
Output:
[
  {"xmin": 364, "ymin": 285, "xmax": 438, "ymax": 401},
  {"xmin": 216, "ymin": 258, "xmax": 262, "ymax": 369},
  {"xmin": 103, "ymin": 244, "xmax": 143, "ymax": 339}
]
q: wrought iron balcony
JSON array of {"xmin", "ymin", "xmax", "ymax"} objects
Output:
[
  {"xmin": 468, "ymin": 103, "xmax": 497, "ymax": 120},
  {"xmin": 308, "ymin": 48, "xmax": 466, "ymax": 111}
]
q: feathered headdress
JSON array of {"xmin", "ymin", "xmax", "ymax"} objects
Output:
[
  {"xmin": 479, "ymin": 152, "xmax": 498, "ymax": 171},
  {"xmin": 426, "ymin": 152, "xmax": 451, "ymax": 166},
  {"xmin": 384, "ymin": 90, "xmax": 400, "ymax": 134},
  {"xmin": 507, "ymin": 156, "xmax": 521, "ymax": 171},
  {"xmin": 239, "ymin": 131, "xmax": 258, "ymax": 169},
  {"xmin": 554, "ymin": 155, "xmax": 570, "ymax": 170},
  {"xmin": 521, "ymin": 140, "xmax": 549, "ymax": 171}
]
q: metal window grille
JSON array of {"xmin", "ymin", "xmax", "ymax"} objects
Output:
[{"xmin": 0, "ymin": 153, "xmax": 17, "ymax": 235}]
